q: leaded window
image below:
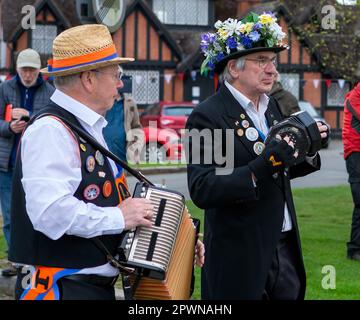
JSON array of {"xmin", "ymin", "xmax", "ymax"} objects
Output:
[
  {"xmin": 279, "ymin": 73, "xmax": 300, "ymax": 100},
  {"xmin": 32, "ymin": 24, "xmax": 57, "ymax": 55},
  {"xmin": 125, "ymin": 70, "xmax": 160, "ymax": 105},
  {"xmin": 327, "ymin": 82, "xmax": 350, "ymax": 106},
  {"xmin": 153, "ymin": 0, "xmax": 209, "ymax": 26}
]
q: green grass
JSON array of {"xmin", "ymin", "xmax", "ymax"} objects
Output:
[
  {"xmin": 1, "ymin": 185, "xmax": 356, "ymax": 299},
  {"xmin": 187, "ymin": 185, "xmax": 359, "ymax": 300},
  {"xmin": 0, "ymin": 233, "xmax": 7, "ymax": 260}
]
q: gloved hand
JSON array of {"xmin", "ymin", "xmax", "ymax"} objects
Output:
[
  {"xmin": 248, "ymin": 139, "xmax": 295, "ymax": 181},
  {"xmin": 317, "ymin": 120, "xmax": 330, "ymax": 149}
]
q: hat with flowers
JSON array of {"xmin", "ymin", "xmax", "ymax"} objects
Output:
[{"xmin": 200, "ymin": 12, "xmax": 288, "ymax": 75}]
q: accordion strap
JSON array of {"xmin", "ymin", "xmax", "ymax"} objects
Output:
[{"xmin": 35, "ymin": 113, "xmax": 154, "ymax": 186}]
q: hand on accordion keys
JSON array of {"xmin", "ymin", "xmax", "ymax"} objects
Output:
[
  {"xmin": 248, "ymin": 138, "xmax": 295, "ymax": 181},
  {"xmin": 118, "ymin": 197, "xmax": 154, "ymax": 230}
]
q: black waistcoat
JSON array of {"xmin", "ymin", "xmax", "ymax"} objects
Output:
[{"xmin": 9, "ymin": 102, "xmax": 123, "ymax": 268}]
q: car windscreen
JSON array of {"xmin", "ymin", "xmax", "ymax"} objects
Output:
[
  {"xmin": 162, "ymin": 107, "xmax": 194, "ymax": 116},
  {"xmin": 299, "ymin": 101, "xmax": 319, "ymax": 117}
]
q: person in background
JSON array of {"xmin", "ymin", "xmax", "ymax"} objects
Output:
[
  {"xmin": 269, "ymin": 71, "xmax": 300, "ymax": 117},
  {"xmin": 0, "ymin": 48, "xmax": 54, "ymax": 277},
  {"xmin": 343, "ymin": 82, "xmax": 360, "ymax": 260}
]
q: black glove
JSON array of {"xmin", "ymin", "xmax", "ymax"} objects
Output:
[
  {"xmin": 318, "ymin": 120, "xmax": 330, "ymax": 148},
  {"xmin": 248, "ymin": 139, "xmax": 295, "ymax": 181}
]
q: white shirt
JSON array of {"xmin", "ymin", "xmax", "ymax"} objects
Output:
[
  {"xmin": 21, "ymin": 89, "xmax": 124, "ymax": 276},
  {"xmin": 224, "ymin": 81, "xmax": 292, "ymax": 232}
]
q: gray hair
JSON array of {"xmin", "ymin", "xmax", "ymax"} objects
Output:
[
  {"xmin": 222, "ymin": 57, "xmax": 246, "ymax": 83},
  {"xmin": 54, "ymin": 74, "xmax": 80, "ymax": 89}
]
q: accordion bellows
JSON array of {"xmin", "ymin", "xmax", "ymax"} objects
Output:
[
  {"xmin": 118, "ymin": 183, "xmax": 198, "ymax": 300},
  {"xmin": 131, "ymin": 207, "xmax": 196, "ymax": 300}
]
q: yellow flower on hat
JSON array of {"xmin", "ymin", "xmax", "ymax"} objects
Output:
[
  {"xmin": 217, "ymin": 28, "xmax": 229, "ymax": 40},
  {"xmin": 259, "ymin": 14, "xmax": 275, "ymax": 25},
  {"xmin": 243, "ymin": 22, "xmax": 254, "ymax": 34}
]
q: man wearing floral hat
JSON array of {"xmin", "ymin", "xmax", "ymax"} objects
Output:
[
  {"xmin": 8, "ymin": 25, "xmax": 156, "ymax": 300},
  {"xmin": 186, "ymin": 12, "xmax": 329, "ymax": 300}
]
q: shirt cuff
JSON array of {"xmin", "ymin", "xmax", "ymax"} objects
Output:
[{"xmin": 101, "ymin": 206, "xmax": 125, "ymax": 235}]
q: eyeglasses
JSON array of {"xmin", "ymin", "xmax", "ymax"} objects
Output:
[
  {"xmin": 245, "ymin": 57, "xmax": 277, "ymax": 69},
  {"xmin": 92, "ymin": 69, "xmax": 123, "ymax": 82}
]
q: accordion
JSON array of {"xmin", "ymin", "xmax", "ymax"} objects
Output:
[
  {"xmin": 117, "ymin": 182, "xmax": 199, "ymax": 300},
  {"xmin": 265, "ymin": 111, "xmax": 322, "ymax": 165}
]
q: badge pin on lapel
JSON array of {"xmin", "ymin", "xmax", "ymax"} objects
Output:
[
  {"xmin": 237, "ymin": 128, "xmax": 244, "ymax": 137},
  {"xmin": 245, "ymin": 127, "xmax": 259, "ymax": 141}
]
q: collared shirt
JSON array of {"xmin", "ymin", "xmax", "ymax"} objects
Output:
[
  {"xmin": 21, "ymin": 89, "xmax": 124, "ymax": 276},
  {"xmin": 224, "ymin": 81, "xmax": 292, "ymax": 232}
]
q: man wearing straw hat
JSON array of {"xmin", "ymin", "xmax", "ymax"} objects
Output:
[
  {"xmin": 8, "ymin": 24, "xmax": 156, "ymax": 300},
  {"xmin": 186, "ymin": 12, "xmax": 328, "ymax": 300}
]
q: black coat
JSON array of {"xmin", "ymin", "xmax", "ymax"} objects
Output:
[{"xmin": 186, "ymin": 84, "xmax": 321, "ymax": 300}]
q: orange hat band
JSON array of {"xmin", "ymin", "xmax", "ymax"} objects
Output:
[{"xmin": 47, "ymin": 44, "xmax": 118, "ymax": 72}]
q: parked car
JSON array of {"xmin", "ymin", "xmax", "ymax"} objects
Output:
[
  {"xmin": 140, "ymin": 126, "xmax": 183, "ymax": 163},
  {"xmin": 298, "ymin": 100, "xmax": 331, "ymax": 148},
  {"xmin": 140, "ymin": 101, "xmax": 195, "ymax": 135},
  {"xmin": 140, "ymin": 102, "xmax": 195, "ymax": 163}
]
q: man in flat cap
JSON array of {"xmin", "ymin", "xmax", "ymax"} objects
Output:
[{"xmin": 0, "ymin": 48, "xmax": 54, "ymax": 277}]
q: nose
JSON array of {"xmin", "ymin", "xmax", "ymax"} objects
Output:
[{"xmin": 116, "ymin": 79, "xmax": 124, "ymax": 89}]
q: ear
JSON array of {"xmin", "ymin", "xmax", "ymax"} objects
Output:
[
  {"xmin": 227, "ymin": 60, "xmax": 241, "ymax": 79},
  {"xmin": 80, "ymin": 71, "xmax": 95, "ymax": 93}
]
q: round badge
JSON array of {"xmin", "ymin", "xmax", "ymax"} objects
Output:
[
  {"xmin": 86, "ymin": 155, "xmax": 96, "ymax": 173},
  {"xmin": 237, "ymin": 128, "xmax": 244, "ymax": 137},
  {"xmin": 80, "ymin": 144, "xmax": 87, "ymax": 152},
  {"xmin": 253, "ymin": 141, "xmax": 265, "ymax": 155},
  {"xmin": 95, "ymin": 150, "xmax": 105, "ymax": 166},
  {"xmin": 83, "ymin": 184, "xmax": 100, "ymax": 201},
  {"xmin": 245, "ymin": 127, "xmax": 259, "ymax": 141},
  {"xmin": 240, "ymin": 114, "xmax": 246, "ymax": 119},
  {"xmin": 242, "ymin": 120, "xmax": 250, "ymax": 129},
  {"xmin": 103, "ymin": 180, "xmax": 112, "ymax": 198}
]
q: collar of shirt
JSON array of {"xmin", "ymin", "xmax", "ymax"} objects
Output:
[
  {"xmin": 50, "ymin": 89, "xmax": 108, "ymax": 130},
  {"xmin": 50, "ymin": 89, "xmax": 118, "ymax": 177},
  {"xmin": 224, "ymin": 80, "xmax": 270, "ymax": 135}
]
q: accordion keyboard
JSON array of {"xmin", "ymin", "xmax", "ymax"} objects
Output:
[{"xmin": 123, "ymin": 184, "xmax": 185, "ymax": 279}]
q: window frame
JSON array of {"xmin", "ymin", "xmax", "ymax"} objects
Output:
[
  {"xmin": 30, "ymin": 22, "xmax": 58, "ymax": 56},
  {"xmin": 151, "ymin": 0, "xmax": 213, "ymax": 28}
]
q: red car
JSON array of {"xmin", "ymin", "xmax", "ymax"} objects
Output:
[
  {"xmin": 140, "ymin": 126, "xmax": 183, "ymax": 163},
  {"xmin": 140, "ymin": 102, "xmax": 195, "ymax": 163},
  {"xmin": 140, "ymin": 101, "xmax": 195, "ymax": 135}
]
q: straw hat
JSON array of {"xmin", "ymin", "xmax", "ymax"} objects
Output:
[{"xmin": 41, "ymin": 24, "xmax": 134, "ymax": 77}]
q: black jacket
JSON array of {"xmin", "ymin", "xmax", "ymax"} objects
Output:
[{"xmin": 186, "ymin": 84, "xmax": 320, "ymax": 300}]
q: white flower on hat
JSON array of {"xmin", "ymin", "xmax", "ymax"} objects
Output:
[
  {"xmin": 214, "ymin": 20, "xmax": 223, "ymax": 29},
  {"xmin": 269, "ymin": 23, "xmax": 286, "ymax": 42},
  {"xmin": 218, "ymin": 18, "xmax": 243, "ymax": 39}
]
